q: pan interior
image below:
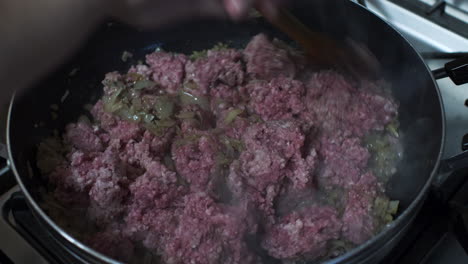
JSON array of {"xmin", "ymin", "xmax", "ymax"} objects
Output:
[{"xmin": 7, "ymin": 0, "xmax": 443, "ymax": 261}]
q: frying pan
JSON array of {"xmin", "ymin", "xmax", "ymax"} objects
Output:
[{"xmin": 1, "ymin": 0, "xmax": 468, "ymax": 263}]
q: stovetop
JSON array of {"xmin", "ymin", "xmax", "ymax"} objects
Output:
[{"xmin": 0, "ymin": 0, "xmax": 468, "ymax": 263}]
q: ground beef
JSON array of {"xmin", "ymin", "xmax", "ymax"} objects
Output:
[
  {"xmin": 87, "ymin": 167, "xmax": 127, "ymax": 225},
  {"xmin": 285, "ymin": 150, "xmax": 319, "ymax": 190},
  {"xmin": 91, "ymin": 100, "xmax": 117, "ymax": 130},
  {"xmin": 178, "ymin": 104, "xmax": 215, "ymax": 132},
  {"xmin": 317, "ymin": 134, "xmax": 371, "ymax": 189},
  {"xmin": 39, "ymin": 34, "xmax": 401, "ymax": 264},
  {"xmin": 222, "ymin": 115, "xmax": 251, "ymax": 140},
  {"xmin": 141, "ymin": 128, "xmax": 176, "ymax": 155},
  {"xmin": 244, "ymin": 34, "xmax": 298, "ymax": 80},
  {"xmin": 146, "ymin": 52, "xmax": 188, "ymax": 94},
  {"xmin": 102, "ymin": 71, "xmax": 123, "ymax": 96},
  {"xmin": 171, "ymin": 134, "xmax": 219, "ymax": 191},
  {"xmin": 65, "ymin": 122, "xmax": 104, "ymax": 152},
  {"xmin": 261, "ymin": 206, "xmax": 342, "ymax": 260},
  {"xmin": 162, "ymin": 192, "xmax": 259, "ymax": 264},
  {"xmin": 129, "ymin": 161, "xmax": 185, "ymax": 210},
  {"xmin": 213, "ymin": 108, "xmax": 252, "ymax": 159},
  {"xmin": 86, "ymin": 228, "xmax": 135, "ymax": 262},
  {"xmin": 124, "ymin": 206, "xmax": 181, "ymax": 250},
  {"xmin": 227, "ymin": 121, "xmax": 317, "ymax": 222},
  {"xmin": 341, "ymin": 172, "xmax": 380, "ymax": 244},
  {"xmin": 108, "ymin": 120, "xmax": 143, "ymax": 143},
  {"xmin": 210, "ymin": 83, "xmax": 243, "ymax": 114},
  {"xmin": 243, "ymin": 120, "xmax": 305, "ymax": 160},
  {"xmin": 232, "ymin": 121, "xmax": 305, "ymax": 196},
  {"xmin": 128, "ymin": 64, "xmax": 152, "ymax": 77},
  {"xmin": 185, "ymin": 49, "xmax": 244, "ymax": 96},
  {"xmin": 245, "ymin": 77, "xmax": 305, "ymax": 121},
  {"xmin": 304, "ymin": 71, "xmax": 398, "ymax": 137}
]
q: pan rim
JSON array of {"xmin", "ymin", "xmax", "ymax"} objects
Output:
[
  {"xmin": 6, "ymin": 95, "xmax": 123, "ymax": 264},
  {"xmin": 321, "ymin": 1, "xmax": 446, "ymax": 263}
]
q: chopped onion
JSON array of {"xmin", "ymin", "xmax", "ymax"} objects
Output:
[
  {"xmin": 154, "ymin": 96, "xmax": 174, "ymax": 119},
  {"xmin": 216, "ymin": 154, "xmax": 232, "ymax": 166},
  {"xmin": 388, "ymin": 200, "xmax": 399, "ymax": 215},
  {"xmin": 224, "ymin": 109, "xmax": 243, "ymax": 124},
  {"xmin": 121, "ymin": 51, "xmax": 133, "ymax": 62},
  {"xmin": 163, "ymin": 155, "xmax": 176, "ymax": 171},
  {"xmin": 143, "ymin": 114, "xmax": 155, "ymax": 123},
  {"xmin": 144, "ymin": 121, "xmax": 174, "ymax": 136},
  {"xmin": 132, "ymin": 97, "xmax": 143, "ymax": 110},
  {"xmin": 179, "ymin": 91, "xmax": 209, "ymax": 110},
  {"xmin": 189, "ymin": 50, "xmax": 208, "ymax": 60},
  {"xmin": 176, "ymin": 111, "xmax": 196, "ymax": 119},
  {"xmin": 183, "ymin": 80, "xmax": 198, "ymax": 91},
  {"xmin": 131, "ymin": 114, "xmax": 141, "ymax": 122},
  {"xmin": 104, "ymin": 80, "xmax": 126, "ymax": 91},
  {"xmin": 144, "ymin": 123, "xmax": 163, "ymax": 135},
  {"xmin": 155, "ymin": 119, "xmax": 176, "ymax": 127},
  {"xmin": 249, "ymin": 114, "xmax": 263, "ymax": 123},
  {"xmin": 386, "ymin": 122, "xmax": 399, "ymax": 137},
  {"xmin": 103, "ymin": 91, "xmax": 125, "ymax": 113},
  {"xmin": 68, "ymin": 67, "xmax": 79, "ymax": 77},
  {"xmin": 227, "ymin": 138, "xmax": 244, "ymax": 152},
  {"xmin": 127, "ymin": 72, "xmax": 145, "ymax": 82},
  {"xmin": 174, "ymin": 135, "xmax": 201, "ymax": 147},
  {"xmin": 134, "ymin": 80, "xmax": 156, "ymax": 90},
  {"xmin": 115, "ymin": 107, "xmax": 133, "ymax": 121},
  {"xmin": 220, "ymin": 137, "xmax": 244, "ymax": 160},
  {"xmin": 78, "ymin": 115, "xmax": 91, "ymax": 124}
]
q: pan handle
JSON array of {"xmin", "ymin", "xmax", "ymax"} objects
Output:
[
  {"xmin": 0, "ymin": 142, "xmax": 10, "ymax": 176},
  {"xmin": 439, "ymin": 150, "xmax": 468, "ymax": 174},
  {"xmin": 432, "ymin": 56, "xmax": 468, "ymax": 85}
]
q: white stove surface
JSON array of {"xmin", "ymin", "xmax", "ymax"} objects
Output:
[
  {"xmin": 0, "ymin": 186, "xmax": 48, "ymax": 264},
  {"xmin": 0, "ymin": 0, "xmax": 467, "ymax": 263}
]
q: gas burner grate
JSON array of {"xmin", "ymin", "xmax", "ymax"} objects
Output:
[{"xmin": 426, "ymin": 0, "xmax": 447, "ymax": 15}]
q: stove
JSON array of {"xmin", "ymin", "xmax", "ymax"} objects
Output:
[{"xmin": 0, "ymin": 0, "xmax": 468, "ymax": 263}]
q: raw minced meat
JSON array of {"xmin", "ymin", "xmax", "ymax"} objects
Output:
[
  {"xmin": 341, "ymin": 171, "xmax": 380, "ymax": 244},
  {"xmin": 129, "ymin": 160, "xmax": 185, "ymax": 210},
  {"xmin": 317, "ymin": 134, "xmax": 371, "ymax": 189},
  {"xmin": 243, "ymin": 33, "xmax": 299, "ymax": 80},
  {"xmin": 304, "ymin": 70, "xmax": 398, "ymax": 137},
  {"xmin": 261, "ymin": 206, "xmax": 342, "ymax": 260},
  {"xmin": 38, "ymin": 34, "xmax": 401, "ymax": 264},
  {"xmin": 171, "ymin": 133, "xmax": 220, "ymax": 191},
  {"xmin": 244, "ymin": 77, "xmax": 305, "ymax": 121},
  {"xmin": 161, "ymin": 192, "xmax": 260, "ymax": 264},
  {"xmin": 185, "ymin": 49, "xmax": 244, "ymax": 97},
  {"xmin": 145, "ymin": 52, "xmax": 188, "ymax": 94},
  {"xmin": 65, "ymin": 122, "xmax": 104, "ymax": 152},
  {"xmin": 86, "ymin": 228, "xmax": 135, "ymax": 262}
]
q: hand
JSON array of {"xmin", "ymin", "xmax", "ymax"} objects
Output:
[
  {"xmin": 223, "ymin": 0, "xmax": 284, "ymax": 20},
  {"xmin": 106, "ymin": 0, "xmax": 283, "ymax": 28}
]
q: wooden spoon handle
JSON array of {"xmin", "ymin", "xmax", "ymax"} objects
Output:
[
  {"xmin": 256, "ymin": 6, "xmax": 382, "ymax": 80},
  {"xmin": 258, "ymin": 7, "xmax": 342, "ymax": 66}
]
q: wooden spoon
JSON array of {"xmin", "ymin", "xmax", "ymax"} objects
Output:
[{"xmin": 256, "ymin": 7, "xmax": 381, "ymax": 80}]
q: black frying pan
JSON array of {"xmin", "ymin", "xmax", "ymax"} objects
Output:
[{"xmin": 1, "ymin": 0, "xmax": 468, "ymax": 263}]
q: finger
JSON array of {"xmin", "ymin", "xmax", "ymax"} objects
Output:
[
  {"xmin": 223, "ymin": 0, "xmax": 253, "ymax": 20},
  {"xmin": 256, "ymin": 0, "xmax": 279, "ymax": 19}
]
